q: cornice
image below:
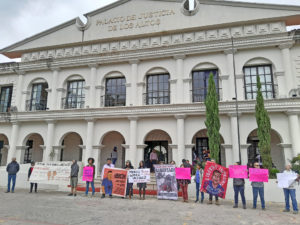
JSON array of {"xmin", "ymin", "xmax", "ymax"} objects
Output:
[{"xmin": 278, "ymin": 41, "xmax": 295, "ymax": 50}]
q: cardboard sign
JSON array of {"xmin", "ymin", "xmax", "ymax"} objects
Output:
[
  {"xmin": 154, "ymin": 164, "xmax": 178, "ymax": 200},
  {"xmin": 175, "ymin": 168, "xmax": 191, "ymax": 180},
  {"xmin": 276, "ymin": 173, "xmax": 298, "ymax": 188},
  {"xmin": 249, "ymin": 168, "xmax": 269, "ymax": 182},
  {"xmin": 229, "ymin": 165, "xmax": 248, "ymax": 179},
  {"xmin": 103, "ymin": 168, "xmax": 128, "ymax": 197},
  {"xmin": 128, "ymin": 169, "xmax": 151, "ymax": 183},
  {"xmin": 82, "ymin": 166, "xmax": 94, "ymax": 182},
  {"xmin": 29, "ymin": 162, "xmax": 72, "ymax": 185},
  {"xmin": 200, "ymin": 161, "xmax": 229, "ymax": 199}
]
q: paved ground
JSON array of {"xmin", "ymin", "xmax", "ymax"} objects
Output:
[{"xmin": 0, "ymin": 188, "xmax": 299, "ymax": 225}]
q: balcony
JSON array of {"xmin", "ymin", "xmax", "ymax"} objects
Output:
[
  {"xmin": 143, "ymin": 91, "xmax": 170, "ymax": 105},
  {"xmin": 26, "ymin": 100, "xmax": 48, "ymax": 111},
  {"xmin": 61, "ymin": 97, "xmax": 85, "ymax": 109},
  {"xmin": 101, "ymin": 94, "xmax": 126, "ymax": 107}
]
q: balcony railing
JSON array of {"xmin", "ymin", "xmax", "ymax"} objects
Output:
[
  {"xmin": 26, "ymin": 99, "xmax": 48, "ymax": 111},
  {"xmin": 143, "ymin": 91, "xmax": 170, "ymax": 105},
  {"xmin": 101, "ymin": 94, "xmax": 126, "ymax": 107},
  {"xmin": 61, "ymin": 97, "xmax": 85, "ymax": 109}
]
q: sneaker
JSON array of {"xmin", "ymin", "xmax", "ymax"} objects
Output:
[
  {"xmin": 74, "ymin": 194, "xmax": 77, "ymax": 197},
  {"xmin": 293, "ymin": 211, "xmax": 298, "ymax": 214},
  {"xmin": 101, "ymin": 194, "xmax": 105, "ymax": 199},
  {"xmin": 215, "ymin": 200, "xmax": 220, "ymax": 206},
  {"xmin": 262, "ymin": 208, "xmax": 266, "ymax": 211},
  {"xmin": 207, "ymin": 200, "xmax": 212, "ymax": 205},
  {"xmin": 243, "ymin": 205, "xmax": 247, "ymax": 210},
  {"xmin": 233, "ymin": 205, "xmax": 238, "ymax": 208},
  {"xmin": 5, "ymin": 191, "xmax": 10, "ymax": 193},
  {"xmin": 68, "ymin": 193, "xmax": 73, "ymax": 196},
  {"xmin": 195, "ymin": 200, "xmax": 199, "ymax": 203},
  {"xmin": 200, "ymin": 200, "xmax": 204, "ymax": 204},
  {"xmin": 283, "ymin": 209, "xmax": 290, "ymax": 212}
]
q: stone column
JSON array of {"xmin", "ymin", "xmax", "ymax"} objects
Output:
[
  {"xmin": 176, "ymin": 114, "xmax": 186, "ymax": 163},
  {"xmin": 185, "ymin": 144, "xmax": 194, "ymax": 163},
  {"xmin": 219, "ymin": 75, "xmax": 229, "ymax": 101},
  {"xmin": 169, "ymin": 144, "xmax": 178, "ymax": 165},
  {"xmin": 278, "ymin": 143, "xmax": 293, "ymax": 165},
  {"xmin": 229, "ymin": 113, "xmax": 241, "ymax": 163},
  {"xmin": 7, "ymin": 122, "xmax": 19, "ymax": 164},
  {"xmin": 137, "ymin": 82, "xmax": 145, "ymax": 106},
  {"xmin": 50, "ymin": 68, "xmax": 60, "ymax": 110},
  {"xmin": 174, "ymin": 54, "xmax": 185, "ymax": 104},
  {"xmin": 137, "ymin": 144, "xmax": 147, "ymax": 167},
  {"xmin": 84, "ymin": 118, "xmax": 95, "ymax": 163},
  {"xmin": 129, "ymin": 60, "xmax": 139, "ymax": 106},
  {"xmin": 279, "ymin": 42, "xmax": 295, "ymax": 95},
  {"xmin": 128, "ymin": 117, "xmax": 138, "ymax": 167},
  {"xmin": 183, "ymin": 78, "xmax": 192, "ymax": 103},
  {"xmin": 15, "ymin": 71, "xmax": 25, "ymax": 110},
  {"xmin": 170, "ymin": 79, "xmax": 177, "ymax": 104},
  {"xmin": 221, "ymin": 144, "xmax": 233, "ymax": 167},
  {"xmin": 240, "ymin": 144, "xmax": 250, "ymax": 165},
  {"xmin": 88, "ymin": 64, "xmax": 98, "ymax": 108},
  {"xmin": 287, "ymin": 112, "xmax": 300, "ymax": 157},
  {"xmin": 44, "ymin": 120, "xmax": 56, "ymax": 162},
  {"xmin": 224, "ymin": 48, "xmax": 237, "ymax": 100},
  {"xmin": 16, "ymin": 146, "xmax": 28, "ymax": 164}
]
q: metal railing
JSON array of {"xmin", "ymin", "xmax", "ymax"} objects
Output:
[
  {"xmin": 25, "ymin": 99, "xmax": 48, "ymax": 111},
  {"xmin": 143, "ymin": 91, "xmax": 170, "ymax": 105},
  {"xmin": 101, "ymin": 94, "xmax": 126, "ymax": 107},
  {"xmin": 61, "ymin": 97, "xmax": 85, "ymax": 109}
]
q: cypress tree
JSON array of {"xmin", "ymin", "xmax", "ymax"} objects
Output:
[
  {"xmin": 255, "ymin": 75, "xmax": 272, "ymax": 171},
  {"xmin": 205, "ymin": 73, "xmax": 221, "ymax": 164}
]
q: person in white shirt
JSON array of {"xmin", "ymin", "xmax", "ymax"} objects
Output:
[
  {"xmin": 101, "ymin": 158, "xmax": 115, "ymax": 179},
  {"xmin": 150, "ymin": 149, "xmax": 158, "ymax": 172},
  {"xmin": 111, "ymin": 147, "xmax": 118, "ymax": 165},
  {"xmin": 282, "ymin": 164, "xmax": 298, "ymax": 214}
]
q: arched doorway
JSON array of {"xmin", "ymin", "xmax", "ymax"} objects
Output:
[
  {"xmin": 100, "ymin": 131, "xmax": 125, "ymax": 169},
  {"xmin": 60, "ymin": 132, "xmax": 83, "ymax": 162},
  {"xmin": 247, "ymin": 129, "xmax": 284, "ymax": 171},
  {"xmin": 192, "ymin": 129, "xmax": 225, "ymax": 166},
  {"xmin": 23, "ymin": 133, "xmax": 44, "ymax": 164},
  {"xmin": 0, "ymin": 134, "xmax": 9, "ymax": 166},
  {"xmin": 144, "ymin": 130, "xmax": 172, "ymax": 169}
]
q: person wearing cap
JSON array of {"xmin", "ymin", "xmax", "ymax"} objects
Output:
[
  {"xmin": 111, "ymin": 147, "xmax": 118, "ymax": 165},
  {"xmin": 28, "ymin": 161, "xmax": 38, "ymax": 193}
]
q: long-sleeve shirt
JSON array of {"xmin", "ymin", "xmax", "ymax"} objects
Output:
[
  {"xmin": 150, "ymin": 152, "xmax": 158, "ymax": 161},
  {"xmin": 101, "ymin": 164, "xmax": 115, "ymax": 179}
]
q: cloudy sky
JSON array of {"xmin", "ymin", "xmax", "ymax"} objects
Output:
[{"xmin": 0, "ymin": 0, "xmax": 299, "ymax": 62}]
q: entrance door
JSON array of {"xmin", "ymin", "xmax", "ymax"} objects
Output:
[
  {"xmin": 144, "ymin": 141, "xmax": 168, "ymax": 168},
  {"xmin": 194, "ymin": 137, "xmax": 222, "ymax": 163},
  {"xmin": 24, "ymin": 140, "xmax": 33, "ymax": 164},
  {"xmin": 248, "ymin": 140, "xmax": 261, "ymax": 166}
]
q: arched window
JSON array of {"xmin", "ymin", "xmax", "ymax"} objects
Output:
[
  {"xmin": 146, "ymin": 74, "xmax": 170, "ymax": 105},
  {"xmin": 65, "ymin": 79, "xmax": 85, "ymax": 109},
  {"xmin": 28, "ymin": 83, "xmax": 48, "ymax": 111},
  {"xmin": 0, "ymin": 86, "xmax": 13, "ymax": 112},
  {"xmin": 104, "ymin": 77, "xmax": 126, "ymax": 107}
]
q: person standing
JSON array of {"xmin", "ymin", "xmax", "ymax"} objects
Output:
[
  {"xmin": 178, "ymin": 159, "xmax": 191, "ymax": 203},
  {"xmin": 101, "ymin": 158, "xmax": 115, "ymax": 179},
  {"xmin": 85, "ymin": 158, "xmax": 96, "ymax": 197},
  {"xmin": 124, "ymin": 160, "xmax": 134, "ymax": 199},
  {"xmin": 68, "ymin": 160, "xmax": 79, "ymax": 196},
  {"xmin": 251, "ymin": 162, "xmax": 265, "ymax": 210},
  {"xmin": 150, "ymin": 149, "xmax": 158, "ymax": 172},
  {"xmin": 138, "ymin": 161, "xmax": 147, "ymax": 200},
  {"xmin": 28, "ymin": 161, "xmax": 37, "ymax": 193},
  {"xmin": 111, "ymin": 147, "xmax": 118, "ymax": 165},
  {"xmin": 282, "ymin": 164, "xmax": 298, "ymax": 214},
  {"xmin": 194, "ymin": 163, "xmax": 204, "ymax": 203},
  {"xmin": 233, "ymin": 162, "xmax": 246, "ymax": 209},
  {"xmin": 5, "ymin": 157, "xmax": 20, "ymax": 193}
]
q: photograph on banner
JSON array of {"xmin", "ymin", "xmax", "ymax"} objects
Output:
[
  {"xmin": 103, "ymin": 168, "xmax": 128, "ymax": 197},
  {"xmin": 200, "ymin": 161, "xmax": 229, "ymax": 199},
  {"xmin": 128, "ymin": 168, "xmax": 151, "ymax": 183},
  {"xmin": 154, "ymin": 164, "xmax": 178, "ymax": 200},
  {"xmin": 175, "ymin": 168, "xmax": 191, "ymax": 180},
  {"xmin": 276, "ymin": 173, "xmax": 298, "ymax": 188},
  {"xmin": 229, "ymin": 165, "xmax": 248, "ymax": 179},
  {"xmin": 249, "ymin": 168, "xmax": 269, "ymax": 182},
  {"xmin": 82, "ymin": 166, "xmax": 94, "ymax": 182},
  {"xmin": 29, "ymin": 162, "xmax": 72, "ymax": 185}
]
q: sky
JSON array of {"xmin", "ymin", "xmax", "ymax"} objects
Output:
[{"xmin": 0, "ymin": 0, "xmax": 299, "ymax": 63}]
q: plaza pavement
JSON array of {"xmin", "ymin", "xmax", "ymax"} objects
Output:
[{"xmin": 0, "ymin": 188, "xmax": 299, "ymax": 225}]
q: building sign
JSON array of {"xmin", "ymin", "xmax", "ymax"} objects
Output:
[{"xmin": 96, "ymin": 10, "xmax": 176, "ymax": 32}]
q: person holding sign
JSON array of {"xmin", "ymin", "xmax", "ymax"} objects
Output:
[
  {"xmin": 232, "ymin": 162, "xmax": 246, "ymax": 209},
  {"xmin": 282, "ymin": 164, "xmax": 298, "ymax": 214},
  {"xmin": 124, "ymin": 160, "xmax": 134, "ymax": 199},
  {"xmin": 251, "ymin": 163, "xmax": 266, "ymax": 210},
  {"xmin": 28, "ymin": 161, "xmax": 38, "ymax": 193},
  {"xmin": 101, "ymin": 170, "xmax": 113, "ymax": 198},
  {"xmin": 194, "ymin": 163, "xmax": 204, "ymax": 203},
  {"xmin": 85, "ymin": 158, "xmax": 96, "ymax": 197},
  {"xmin": 177, "ymin": 159, "xmax": 191, "ymax": 203},
  {"xmin": 138, "ymin": 161, "xmax": 147, "ymax": 200}
]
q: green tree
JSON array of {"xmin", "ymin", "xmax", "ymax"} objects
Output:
[
  {"xmin": 205, "ymin": 73, "xmax": 221, "ymax": 164},
  {"xmin": 255, "ymin": 75, "xmax": 273, "ymax": 171}
]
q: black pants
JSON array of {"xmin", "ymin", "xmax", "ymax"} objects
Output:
[
  {"xmin": 30, "ymin": 183, "xmax": 38, "ymax": 192},
  {"xmin": 150, "ymin": 160, "xmax": 157, "ymax": 172},
  {"xmin": 209, "ymin": 194, "xmax": 218, "ymax": 201}
]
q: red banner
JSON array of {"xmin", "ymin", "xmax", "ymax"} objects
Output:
[
  {"xmin": 200, "ymin": 161, "xmax": 229, "ymax": 199},
  {"xmin": 103, "ymin": 168, "xmax": 128, "ymax": 197}
]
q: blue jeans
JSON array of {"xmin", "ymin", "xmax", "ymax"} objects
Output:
[
  {"xmin": 195, "ymin": 182, "xmax": 204, "ymax": 201},
  {"xmin": 283, "ymin": 188, "xmax": 298, "ymax": 212},
  {"xmin": 112, "ymin": 158, "xmax": 117, "ymax": 165},
  {"xmin": 85, "ymin": 181, "xmax": 95, "ymax": 195},
  {"xmin": 7, "ymin": 174, "xmax": 16, "ymax": 192},
  {"xmin": 234, "ymin": 185, "xmax": 246, "ymax": 205},
  {"xmin": 252, "ymin": 187, "xmax": 265, "ymax": 209}
]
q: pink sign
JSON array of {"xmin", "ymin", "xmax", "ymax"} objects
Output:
[
  {"xmin": 175, "ymin": 168, "xmax": 191, "ymax": 180},
  {"xmin": 82, "ymin": 166, "xmax": 94, "ymax": 182},
  {"xmin": 229, "ymin": 165, "xmax": 248, "ymax": 179},
  {"xmin": 249, "ymin": 168, "xmax": 269, "ymax": 182}
]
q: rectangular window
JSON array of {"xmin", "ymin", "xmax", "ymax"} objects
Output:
[
  {"xmin": 29, "ymin": 83, "xmax": 48, "ymax": 111},
  {"xmin": 146, "ymin": 74, "xmax": 170, "ymax": 105},
  {"xmin": 192, "ymin": 69, "xmax": 219, "ymax": 102},
  {"xmin": 104, "ymin": 77, "xmax": 126, "ymax": 107},
  {"xmin": 65, "ymin": 80, "xmax": 85, "ymax": 109},
  {"xmin": 244, "ymin": 65, "xmax": 275, "ymax": 100},
  {"xmin": 0, "ymin": 86, "xmax": 13, "ymax": 112}
]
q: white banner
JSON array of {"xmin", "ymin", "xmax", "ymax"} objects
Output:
[
  {"xmin": 29, "ymin": 161, "xmax": 72, "ymax": 185},
  {"xmin": 128, "ymin": 169, "xmax": 151, "ymax": 183},
  {"xmin": 277, "ymin": 173, "xmax": 298, "ymax": 189}
]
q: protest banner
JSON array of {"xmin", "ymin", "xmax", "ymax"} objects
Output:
[
  {"xmin": 82, "ymin": 166, "xmax": 94, "ymax": 182},
  {"xmin": 175, "ymin": 168, "xmax": 191, "ymax": 180},
  {"xmin": 128, "ymin": 169, "xmax": 150, "ymax": 183},
  {"xmin": 276, "ymin": 173, "xmax": 298, "ymax": 188},
  {"xmin": 249, "ymin": 168, "xmax": 269, "ymax": 182},
  {"xmin": 200, "ymin": 161, "xmax": 229, "ymax": 199},
  {"xmin": 229, "ymin": 165, "xmax": 248, "ymax": 179},
  {"xmin": 103, "ymin": 168, "xmax": 128, "ymax": 197},
  {"xmin": 154, "ymin": 164, "xmax": 178, "ymax": 200},
  {"xmin": 29, "ymin": 161, "xmax": 72, "ymax": 185}
]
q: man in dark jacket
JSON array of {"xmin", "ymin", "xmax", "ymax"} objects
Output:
[
  {"xmin": 6, "ymin": 157, "xmax": 20, "ymax": 193},
  {"xmin": 68, "ymin": 160, "xmax": 79, "ymax": 196}
]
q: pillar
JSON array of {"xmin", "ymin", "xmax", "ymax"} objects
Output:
[
  {"xmin": 7, "ymin": 122, "xmax": 19, "ymax": 164},
  {"xmin": 185, "ymin": 144, "xmax": 194, "ymax": 164},
  {"xmin": 44, "ymin": 120, "xmax": 56, "ymax": 162},
  {"xmin": 169, "ymin": 145, "xmax": 178, "ymax": 166},
  {"xmin": 129, "ymin": 60, "xmax": 139, "ymax": 106},
  {"xmin": 240, "ymin": 144, "xmax": 250, "ymax": 165},
  {"xmin": 224, "ymin": 48, "xmax": 237, "ymax": 100},
  {"xmin": 15, "ymin": 72, "xmax": 25, "ymax": 110},
  {"xmin": 176, "ymin": 114, "xmax": 186, "ymax": 163},
  {"xmin": 229, "ymin": 113, "xmax": 241, "ymax": 163},
  {"xmin": 222, "ymin": 144, "xmax": 233, "ymax": 167},
  {"xmin": 137, "ymin": 145, "xmax": 147, "ymax": 167},
  {"xmin": 88, "ymin": 64, "xmax": 98, "ymax": 108},
  {"xmin": 174, "ymin": 54, "xmax": 185, "ymax": 104},
  {"xmin": 84, "ymin": 118, "xmax": 95, "ymax": 163},
  {"xmin": 50, "ymin": 68, "xmax": 60, "ymax": 110},
  {"xmin": 287, "ymin": 112, "xmax": 300, "ymax": 157},
  {"xmin": 278, "ymin": 144, "xmax": 293, "ymax": 165},
  {"xmin": 128, "ymin": 117, "xmax": 138, "ymax": 167}
]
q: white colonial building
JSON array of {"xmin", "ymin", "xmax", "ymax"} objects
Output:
[{"xmin": 0, "ymin": 0, "xmax": 300, "ymax": 176}]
